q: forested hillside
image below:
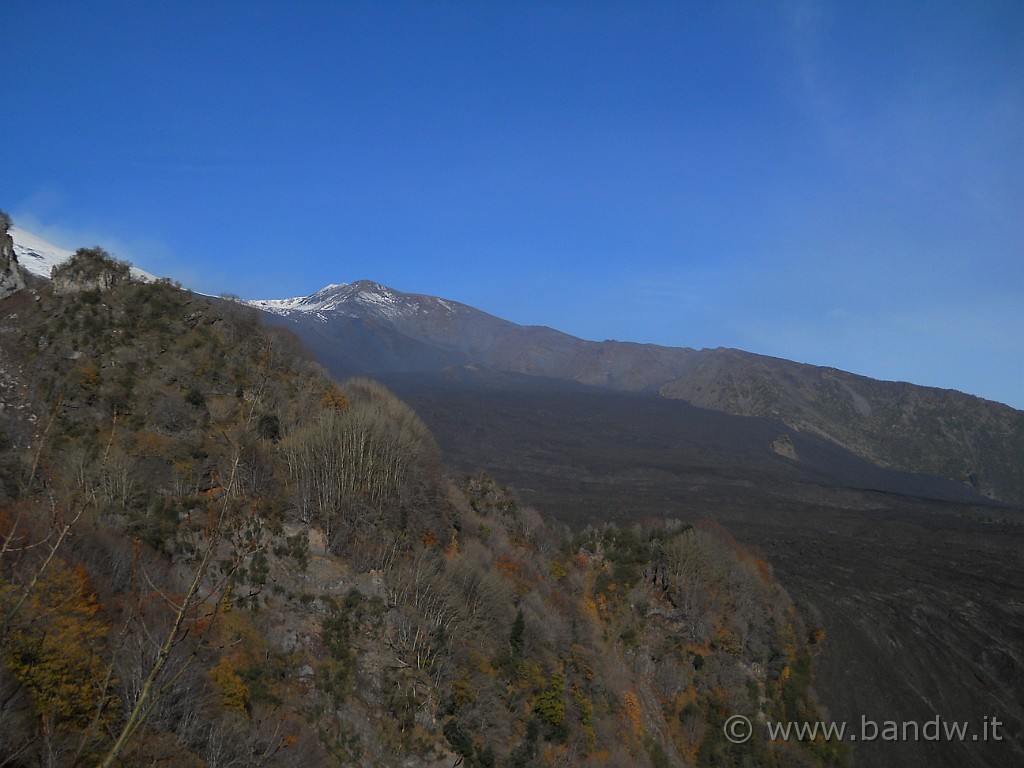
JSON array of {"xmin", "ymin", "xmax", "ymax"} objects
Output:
[{"xmin": 0, "ymin": 245, "xmax": 846, "ymax": 767}]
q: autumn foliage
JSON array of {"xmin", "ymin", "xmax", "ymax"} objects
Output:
[{"xmin": 0, "ymin": 262, "xmax": 846, "ymax": 767}]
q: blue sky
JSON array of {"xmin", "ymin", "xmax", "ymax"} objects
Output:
[{"xmin": 5, "ymin": 1, "xmax": 1023, "ymax": 408}]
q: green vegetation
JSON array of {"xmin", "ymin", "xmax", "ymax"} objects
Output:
[{"xmin": 0, "ymin": 270, "xmax": 847, "ymax": 766}]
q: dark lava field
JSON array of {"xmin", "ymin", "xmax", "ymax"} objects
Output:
[{"xmin": 384, "ymin": 372, "xmax": 1024, "ymax": 768}]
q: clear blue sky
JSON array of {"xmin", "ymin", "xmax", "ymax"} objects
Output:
[{"xmin": 5, "ymin": 1, "xmax": 1023, "ymax": 408}]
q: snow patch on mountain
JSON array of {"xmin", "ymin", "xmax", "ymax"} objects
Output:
[
  {"xmin": 249, "ymin": 284, "xmax": 358, "ymax": 318},
  {"xmin": 10, "ymin": 226, "xmax": 157, "ymax": 283},
  {"xmin": 9, "ymin": 227, "xmax": 75, "ymax": 278},
  {"xmin": 249, "ymin": 280, "xmax": 460, "ymax": 322}
]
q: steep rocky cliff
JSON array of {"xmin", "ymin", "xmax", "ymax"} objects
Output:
[{"xmin": 0, "ymin": 212, "xmax": 27, "ymax": 299}]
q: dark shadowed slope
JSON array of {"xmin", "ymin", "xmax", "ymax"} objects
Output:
[
  {"xmin": 660, "ymin": 348, "xmax": 1024, "ymax": 504},
  {"xmin": 380, "ymin": 371, "xmax": 1024, "ymax": 768},
  {"xmin": 250, "ymin": 281, "xmax": 1024, "ymax": 505}
]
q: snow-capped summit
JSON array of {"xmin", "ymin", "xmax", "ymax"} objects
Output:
[
  {"xmin": 247, "ymin": 279, "xmax": 525, "ymax": 377},
  {"xmin": 10, "ymin": 226, "xmax": 156, "ymax": 283},
  {"xmin": 249, "ymin": 280, "xmax": 460, "ymax": 323}
]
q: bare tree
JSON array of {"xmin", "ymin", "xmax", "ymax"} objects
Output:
[{"xmin": 98, "ymin": 446, "xmax": 269, "ymax": 767}]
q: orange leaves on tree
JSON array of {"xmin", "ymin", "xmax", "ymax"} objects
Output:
[
  {"xmin": 540, "ymin": 744, "xmax": 571, "ymax": 767},
  {"xmin": 444, "ymin": 533, "xmax": 459, "ymax": 560},
  {"xmin": 753, "ymin": 556, "xmax": 773, "ymax": 583},
  {"xmin": 619, "ymin": 690, "xmax": 644, "ymax": 745},
  {"xmin": 78, "ymin": 360, "xmax": 102, "ymax": 390},
  {"xmin": 495, "ymin": 557, "xmax": 523, "ymax": 579},
  {"xmin": 321, "ymin": 384, "xmax": 349, "ymax": 412},
  {"xmin": 580, "ymin": 595, "xmax": 600, "ymax": 624},
  {"xmin": 209, "ymin": 657, "xmax": 250, "ymax": 717},
  {"xmin": 1, "ymin": 559, "xmax": 116, "ymax": 728},
  {"xmin": 0, "ymin": 505, "xmax": 28, "ymax": 546},
  {"xmin": 452, "ymin": 676, "xmax": 477, "ymax": 709},
  {"xmin": 207, "ymin": 610, "xmax": 266, "ymax": 716}
]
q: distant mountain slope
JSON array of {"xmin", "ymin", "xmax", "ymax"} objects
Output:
[
  {"xmin": 659, "ymin": 349, "xmax": 1024, "ymax": 503},
  {"xmin": 251, "ymin": 282, "xmax": 1024, "ymax": 504},
  {"xmin": 252, "ymin": 280, "xmax": 517, "ymax": 350},
  {"xmin": 380, "ymin": 369, "xmax": 995, "ymax": 509},
  {"xmin": 252, "ymin": 281, "xmax": 707, "ymax": 389}
]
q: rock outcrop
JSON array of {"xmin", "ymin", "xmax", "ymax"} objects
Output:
[
  {"xmin": 51, "ymin": 247, "xmax": 131, "ymax": 295},
  {"xmin": 0, "ymin": 212, "xmax": 27, "ymax": 299},
  {"xmin": 771, "ymin": 433, "xmax": 798, "ymax": 460}
]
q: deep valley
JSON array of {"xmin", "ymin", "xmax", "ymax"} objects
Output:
[{"xmin": 383, "ymin": 372, "xmax": 1024, "ymax": 768}]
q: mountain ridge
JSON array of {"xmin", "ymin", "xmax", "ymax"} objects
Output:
[
  {"xmin": 245, "ymin": 279, "xmax": 1024, "ymax": 505},
  {"xmin": 250, "ymin": 280, "xmax": 1014, "ymax": 405},
  {"xmin": 4, "ymin": 218, "xmax": 1022, "ymax": 768},
  {"xmin": 7, "ymin": 224, "xmax": 1023, "ymax": 504}
]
